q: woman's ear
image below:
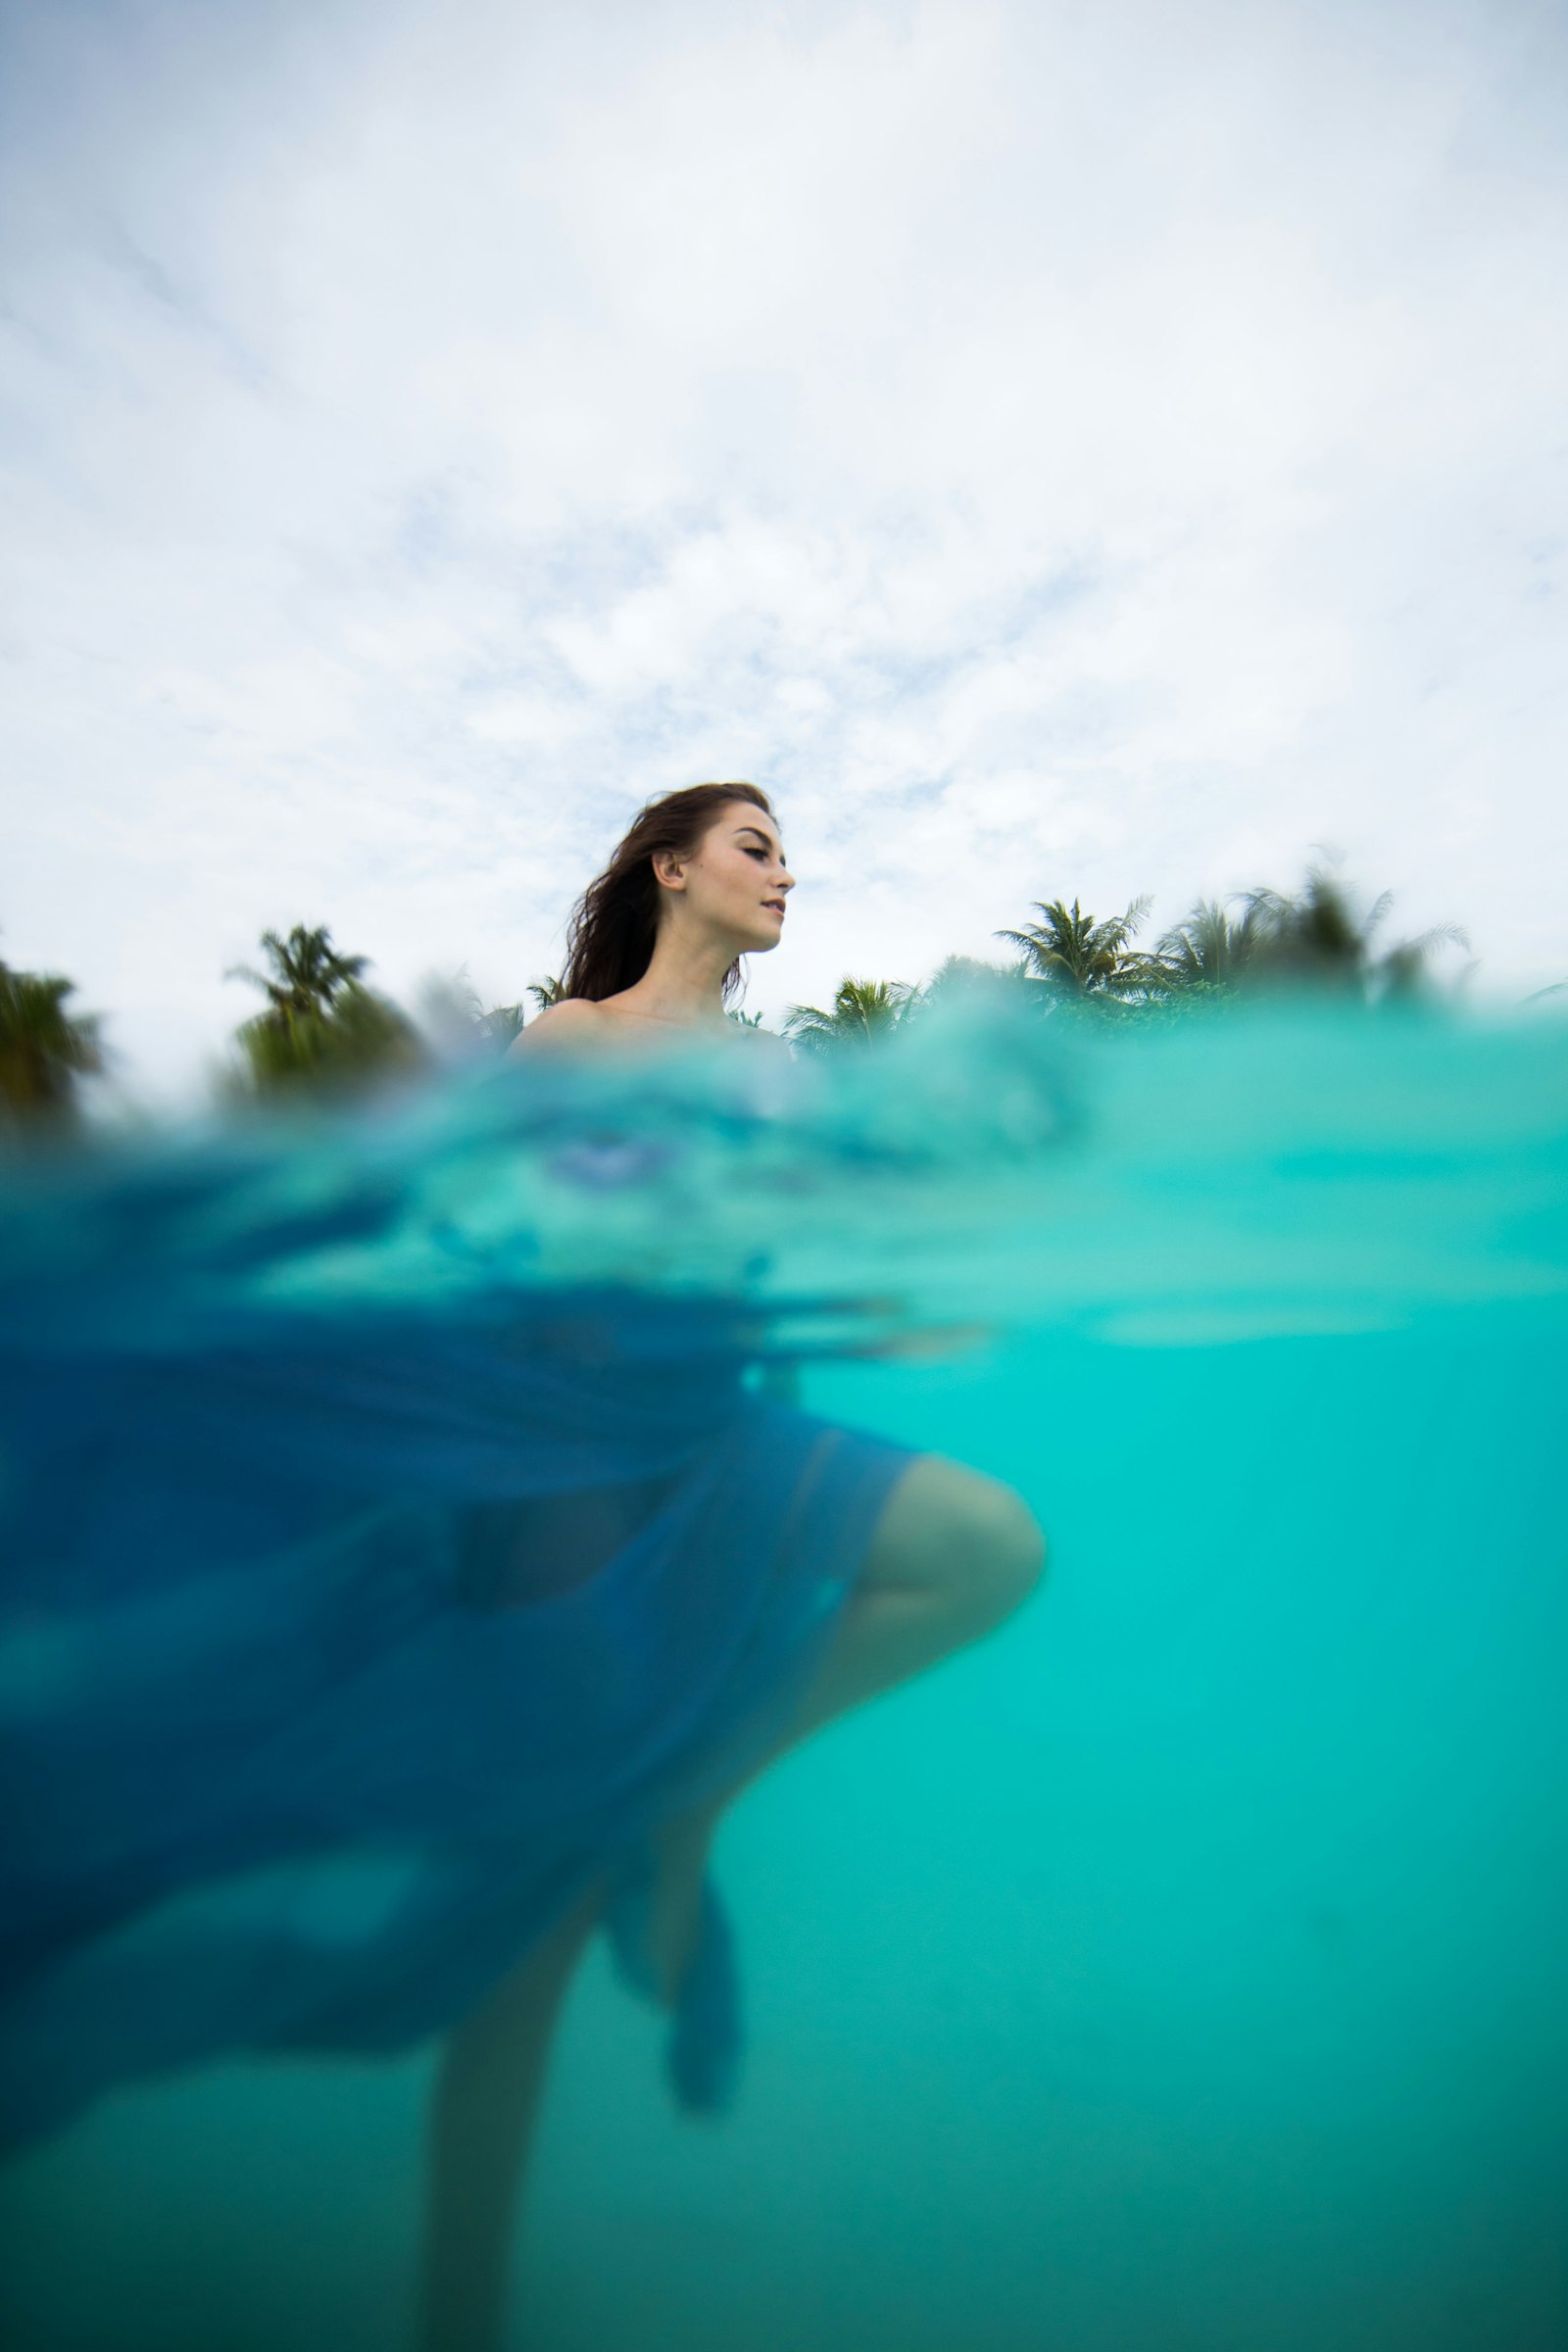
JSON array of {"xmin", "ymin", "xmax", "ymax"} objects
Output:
[{"xmin": 652, "ymin": 848, "xmax": 687, "ymax": 892}]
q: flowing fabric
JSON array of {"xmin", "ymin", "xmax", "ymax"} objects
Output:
[
  {"xmin": 0, "ymin": 1011, "xmax": 1082, "ymax": 2156},
  {"xmin": 0, "ymin": 1256, "xmax": 913, "ymax": 2155}
]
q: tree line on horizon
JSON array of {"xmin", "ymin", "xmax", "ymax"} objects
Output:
[{"xmin": 3, "ymin": 860, "xmax": 1552, "ymax": 1130}]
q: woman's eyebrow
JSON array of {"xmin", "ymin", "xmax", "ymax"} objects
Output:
[{"xmin": 736, "ymin": 825, "xmax": 783, "ymax": 857}]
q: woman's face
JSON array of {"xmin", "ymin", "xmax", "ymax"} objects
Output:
[{"xmin": 656, "ymin": 803, "xmax": 795, "ymax": 955}]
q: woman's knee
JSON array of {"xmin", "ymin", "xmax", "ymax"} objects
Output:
[
  {"xmin": 951, "ymin": 1467, "xmax": 1046, "ymax": 1627},
  {"xmin": 870, "ymin": 1456, "xmax": 1045, "ymax": 1635}
]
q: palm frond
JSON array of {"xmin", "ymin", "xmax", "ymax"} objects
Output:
[
  {"xmin": 997, "ymin": 895, "xmax": 1151, "ymax": 996},
  {"xmin": 0, "ymin": 959, "xmax": 105, "ymax": 1119},
  {"xmin": 782, "ymin": 975, "xmax": 915, "ymax": 1051}
]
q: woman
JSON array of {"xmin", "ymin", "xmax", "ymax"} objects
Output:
[
  {"xmin": 420, "ymin": 783, "xmax": 1045, "ymax": 2350},
  {"xmin": 0, "ymin": 784, "xmax": 1041, "ymax": 2347}
]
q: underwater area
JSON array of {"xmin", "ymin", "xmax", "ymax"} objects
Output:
[{"xmin": 1, "ymin": 1000, "xmax": 1565, "ymax": 2351}]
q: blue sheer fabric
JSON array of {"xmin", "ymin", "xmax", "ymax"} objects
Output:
[{"xmin": 0, "ymin": 1296, "xmax": 914, "ymax": 2154}]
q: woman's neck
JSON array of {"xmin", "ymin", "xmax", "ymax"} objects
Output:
[{"xmin": 612, "ymin": 926, "xmax": 735, "ymax": 1029}]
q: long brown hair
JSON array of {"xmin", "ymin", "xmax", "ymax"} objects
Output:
[{"xmin": 560, "ymin": 782, "xmax": 776, "ymax": 1004}]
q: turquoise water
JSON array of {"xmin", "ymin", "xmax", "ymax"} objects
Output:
[{"xmin": 2, "ymin": 1003, "xmax": 1566, "ymax": 2349}]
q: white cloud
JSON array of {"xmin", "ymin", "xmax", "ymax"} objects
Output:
[{"xmin": 1, "ymin": 0, "xmax": 1565, "ymax": 1095}]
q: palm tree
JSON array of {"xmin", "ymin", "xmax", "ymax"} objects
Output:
[
  {"xmin": 1237, "ymin": 868, "xmax": 1467, "ymax": 1001},
  {"xmin": 416, "ymin": 972, "xmax": 526, "ymax": 1056},
  {"xmin": 476, "ymin": 1002, "xmax": 527, "ymax": 1049},
  {"xmin": 226, "ymin": 924, "xmax": 370, "ymax": 1020},
  {"xmin": 913, "ymin": 955, "xmax": 1034, "ymax": 1014},
  {"xmin": 1146, "ymin": 897, "xmax": 1272, "ymax": 995},
  {"xmin": 226, "ymin": 923, "xmax": 425, "ymax": 1097},
  {"xmin": 527, "ymin": 976, "xmax": 564, "ymax": 1014},
  {"xmin": 783, "ymin": 976, "xmax": 917, "ymax": 1052},
  {"xmin": 996, "ymin": 896, "xmax": 1153, "ymax": 1000},
  {"xmin": 0, "ymin": 956, "xmax": 105, "ymax": 1123},
  {"xmin": 1143, "ymin": 870, "xmax": 1467, "ymax": 1004}
]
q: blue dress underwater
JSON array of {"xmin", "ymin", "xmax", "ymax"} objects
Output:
[{"xmin": 0, "ymin": 1066, "xmax": 919, "ymax": 2158}]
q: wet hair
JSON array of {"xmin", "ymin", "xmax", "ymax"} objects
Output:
[{"xmin": 560, "ymin": 782, "xmax": 777, "ymax": 1004}]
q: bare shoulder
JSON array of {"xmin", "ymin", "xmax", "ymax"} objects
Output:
[
  {"xmin": 738, "ymin": 1022, "xmax": 794, "ymax": 1062},
  {"xmin": 507, "ymin": 999, "xmax": 608, "ymax": 1058}
]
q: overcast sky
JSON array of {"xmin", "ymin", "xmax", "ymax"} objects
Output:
[{"xmin": 2, "ymin": 0, "xmax": 1565, "ymax": 1095}]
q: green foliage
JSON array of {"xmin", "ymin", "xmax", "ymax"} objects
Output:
[
  {"xmin": 989, "ymin": 868, "xmax": 1469, "ymax": 1019},
  {"xmin": 8, "ymin": 855, "xmax": 1490, "ymax": 1127},
  {"xmin": 227, "ymin": 924, "xmax": 371, "ymax": 1018},
  {"xmin": 1146, "ymin": 898, "xmax": 1272, "ymax": 994},
  {"xmin": 1145, "ymin": 869, "xmax": 1467, "ymax": 1005},
  {"xmin": 415, "ymin": 972, "xmax": 526, "ymax": 1058},
  {"xmin": 914, "ymin": 956, "xmax": 1035, "ymax": 1014},
  {"xmin": 997, "ymin": 896, "xmax": 1153, "ymax": 999},
  {"xmin": 783, "ymin": 976, "xmax": 918, "ymax": 1052},
  {"xmin": 0, "ymin": 956, "xmax": 104, "ymax": 1125},
  {"xmin": 474, "ymin": 1002, "xmax": 526, "ymax": 1050},
  {"xmin": 1251, "ymin": 868, "xmax": 1466, "ymax": 1000},
  {"xmin": 224, "ymin": 923, "xmax": 426, "ymax": 1100}
]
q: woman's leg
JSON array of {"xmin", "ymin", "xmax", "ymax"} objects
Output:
[
  {"xmin": 791, "ymin": 1453, "xmax": 1046, "ymax": 1732},
  {"xmin": 418, "ymin": 1878, "xmax": 604, "ymax": 2352},
  {"xmin": 418, "ymin": 1456, "xmax": 1043, "ymax": 2345},
  {"xmin": 638, "ymin": 1454, "xmax": 1045, "ymax": 1998}
]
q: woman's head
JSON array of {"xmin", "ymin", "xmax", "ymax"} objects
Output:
[{"xmin": 561, "ymin": 783, "xmax": 793, "ymax": 1003}]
